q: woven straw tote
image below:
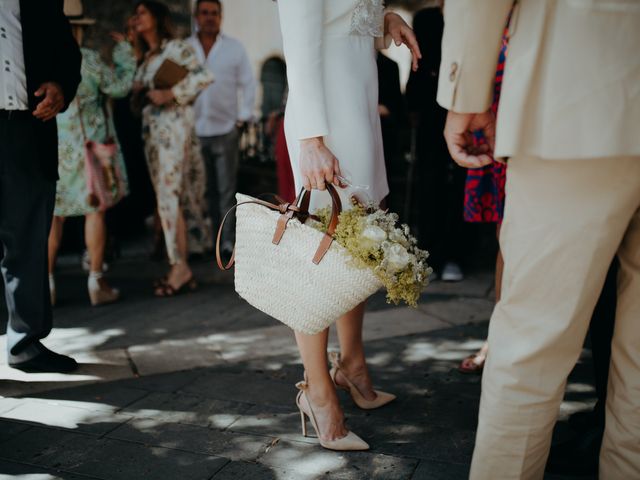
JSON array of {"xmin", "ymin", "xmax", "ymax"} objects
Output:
[{"xmin": 216, "ymin": 184, "xmax": 382, "ymax": 334}]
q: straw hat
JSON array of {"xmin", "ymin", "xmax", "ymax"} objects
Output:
[{"xmin": 64, "ymin": 0, "xmax": 96, "ymax": 26}]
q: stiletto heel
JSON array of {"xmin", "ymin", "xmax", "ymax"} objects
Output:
[
  {"xmin": 299, "ymin": 405, "xmax": 308, "ymax": 437},
  {"xmin": 329, "ymin": 352, "xmax": 396, "ymax": 410},
  {"xmin": 295, "ymin": 381, "xmax": 369, "ymax": 451}
]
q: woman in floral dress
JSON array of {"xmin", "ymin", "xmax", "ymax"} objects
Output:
[
  {"xmin": 133, "ymin": 1, "xmax": 213, "ymax": 296},
  {"xmin": 48, "ymin": 20, "xmax": 136, "ymax": 307}
]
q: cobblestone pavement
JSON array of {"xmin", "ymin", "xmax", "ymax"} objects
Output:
[{"xmin": 0, "ymin": 253, "xmax": 596, "ymax": 479}]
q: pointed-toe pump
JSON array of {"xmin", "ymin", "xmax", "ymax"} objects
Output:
[
  {"xmin": 329, "ymin": 352, "xmax": 396, "ymax": 410},
  {"xmin": 295, "ymin": 381, "xmax": 369, "ymax": 451}
]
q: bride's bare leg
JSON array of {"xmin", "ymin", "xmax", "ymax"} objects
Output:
[
  {"xmin": 295, "ymin": 329, "xmax": 348, "ymax": 440},
  {"xmin": 334, "ymin": 302, "xmax": 377, "ymax": 401}
]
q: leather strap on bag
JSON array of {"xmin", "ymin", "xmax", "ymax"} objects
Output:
[
  {"xmin": 76, "ymin": 95, "xmax": 113, "ymax": 144},
  {"xmin": 216, "ymin": 183, "xmax": 343, "ymax": 271}
]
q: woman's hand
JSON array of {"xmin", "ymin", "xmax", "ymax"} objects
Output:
[
  {"xmin": 299, "ymin": 137, "xmax": 342, "ymax": 191},
  {"xmin": 110, "ymin": 31, "xmax": 126, "ymax": 43},
  {"xmin": 384, "ymin": 12, "xmax": 422, "ymax": 72},
  {"xmin": 147, "ymin": 89, "xmax": 175, "ymax": 106}
]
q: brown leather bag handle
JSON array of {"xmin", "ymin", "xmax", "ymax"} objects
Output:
[{"xmin": 216, "ymin": 183, "xmax": 342, "ymax": 270}]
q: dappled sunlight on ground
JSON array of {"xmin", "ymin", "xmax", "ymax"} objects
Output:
[
  {"xmin": 0, "ymin": 266, "xmax": 597, "ymax": 479},
  {"xmin": 403, "ymin": 338, "xmax": 485, "ymax": 363}
]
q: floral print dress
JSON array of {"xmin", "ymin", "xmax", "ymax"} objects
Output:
[
  {"xmin": 135, "ymin": 39, "xmax": 214, "ymax": 264},
  {"xmin": 55, "ymin": 42, "xmax": 136, "ymax": 217}
]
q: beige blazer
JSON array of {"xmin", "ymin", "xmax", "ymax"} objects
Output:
[{"xmin": 437, "ymin": 0, "xmax": 640, "ymax": 160}]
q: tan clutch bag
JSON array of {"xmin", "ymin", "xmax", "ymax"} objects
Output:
[{"xmin": 153, "ymin": 59, "xmax": 189, "ymax": 89}]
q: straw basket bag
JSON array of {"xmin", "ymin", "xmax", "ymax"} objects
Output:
[{"xmin": 216, "ymin": 184, "xmax": 382, "ymax": 334}]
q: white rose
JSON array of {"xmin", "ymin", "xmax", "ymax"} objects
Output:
[
  {"xmin": 385, "ymin": 243, "xmax": 411, "ymax": 273},
  {"xmin": 361, "ymin": 225, "xmax": 387, "ymax": 249},
  {"xmin": 389, "ymin": 227, "xmax": 409, "ymax": 247}
]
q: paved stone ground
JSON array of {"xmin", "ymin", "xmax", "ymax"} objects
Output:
[{"xmin": 0, "ymin": 251, "xmax": 597, "ymax": 479}]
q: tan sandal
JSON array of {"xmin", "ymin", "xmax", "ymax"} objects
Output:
[{"xmin": 154, "ymin": 276, "xmax": 197, "ymax": 297}]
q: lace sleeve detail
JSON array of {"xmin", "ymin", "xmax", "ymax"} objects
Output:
[{"xmin": 350, "ymin": 0, "xmax": 385, "ymax": 37}]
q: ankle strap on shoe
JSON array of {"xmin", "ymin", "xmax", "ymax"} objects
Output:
[{"xmin": 329, "ymin": 351, "xmax": 342, "ymax": 370}]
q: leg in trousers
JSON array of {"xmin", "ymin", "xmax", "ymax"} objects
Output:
[
  {"xmin": 469, "ymin": 155, "xmax": 640, "ymax": 480},
  {"xmin": 214, "ymin": 129, "xmax": 239, "ymax": 244},
  {"xmin": 0, "ymin": 117, "xmax": 56, "ymax": 361},
  {"xmin": 600, "ymin": 205, "xmax": 640, "ymax": 478},
  {"xmin": 199, "ymin": 135, "xmax": 223, "ymax": 230}
]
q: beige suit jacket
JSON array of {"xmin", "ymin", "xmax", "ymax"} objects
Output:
[{"xmin": 437, "ymin": 0, "xmax": 640, "ymax": 160}]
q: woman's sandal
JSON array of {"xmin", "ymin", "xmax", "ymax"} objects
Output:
[
  {"xmin": 154, "ymin": 277, "xmax": 197, "ymax": 297},
  {"xmin": 153, "ymin": 275, "xmax": 168, "ymax": 288},
  {"xmin": 458, "ymin": 353, "xmax": 486, "ymax": 374}
]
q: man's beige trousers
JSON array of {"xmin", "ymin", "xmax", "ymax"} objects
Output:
[{"xmin": 470, "ymin": 155, "xmax": 640, "ymax": 480}]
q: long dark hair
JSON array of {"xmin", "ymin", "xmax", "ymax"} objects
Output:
[{"xmin": 134, "ymin": 0, "xmax": 175, "ymax": 54}]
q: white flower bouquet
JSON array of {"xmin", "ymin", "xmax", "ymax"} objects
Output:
[{"xmin": 312, "ymin": 201, "xmax": 432, "ymax": 307}]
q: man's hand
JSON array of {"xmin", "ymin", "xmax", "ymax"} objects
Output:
[
  {"xmin": 110, "ymin": 31, "xmax": 126, "ymax": 43},
  {"xmin": 32, "ymin": 82, "xmax": 65, "ymax": 121},
  {"xmin": 236, "ymin": 120, "xmax": 248, "ymax": 133},
  {"xmin": 378, "ymin": 104, "xmax": 391, "ymax": 117},
  {"xmin": 443, "ymin": 111, "xmax": 496, "ymax": 168},
  {"xmin": 147, "ymin": 89, "xmax": 175, "ymax": 106},
  {"xmin": 384, "ymin": 12, "xmax": 422, "ymax": 72}
]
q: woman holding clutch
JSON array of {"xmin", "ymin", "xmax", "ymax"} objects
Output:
[
  {"xmin": 277, "ymin": 0, "xmax": 420, "ymax": 450},
  {"xmin": 48, "ymin": 7, "xmax": 136, "ymax": 306},
  {"xmin": 133, "ymin": 1, "xmax": 213, "ymax": 296}
]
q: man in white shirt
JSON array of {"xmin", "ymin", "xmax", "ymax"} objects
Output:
[{"xmin": 188, "ymin": 0, "xmax": 256, "ymax": 251}]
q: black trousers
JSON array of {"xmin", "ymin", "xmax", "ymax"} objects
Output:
[
  {"xmin": 413, "ymin": 125, "xmax": 468, "ymax": 272},
  {"xmin": 0, "ymin": 114, "xmax": 55, "ymax": 360},
  {"xmin": 590, "ymin": 258, "xmax": 618, "ymax": 424}
]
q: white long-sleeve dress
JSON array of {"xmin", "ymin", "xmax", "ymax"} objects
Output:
[{"xmin": 278, "ymin": 0, "xmax": 390, "ymax": 208}]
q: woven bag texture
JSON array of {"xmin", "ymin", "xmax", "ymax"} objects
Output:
[{"xmin": 234, "ymin": 193, "xmax": 383, "ymax": 334}]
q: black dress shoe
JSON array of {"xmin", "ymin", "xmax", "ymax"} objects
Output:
[{"xmin": 9, "ymin": 344, "xmax": 78, "ymax": 373}]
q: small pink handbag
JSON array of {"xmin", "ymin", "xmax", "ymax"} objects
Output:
[{"xmin": 77, "ymin": 98, "xmax": 126, "ymax": 211}]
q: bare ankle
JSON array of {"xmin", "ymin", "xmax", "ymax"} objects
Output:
[{"xmin": 338, "ymin": 356, "xmax": 367, "ymax": 377}]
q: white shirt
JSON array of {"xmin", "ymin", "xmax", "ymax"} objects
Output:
[
  {"xmin": 0, "ymin": 0, "xmax": 28, "ymax": 110},
  {"xmin": 188, "ymin": 33, "xmax": 256, "ymax": 137}
]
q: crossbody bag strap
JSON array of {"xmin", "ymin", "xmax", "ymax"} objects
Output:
[
  {"xmin": 101, "ymin": 95, "xmax": 113, "ymax": 142},
  {"xmin": 75, "ymin": 97, "xmax": 88, "ymax": 143}
]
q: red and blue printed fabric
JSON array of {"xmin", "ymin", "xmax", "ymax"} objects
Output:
[{"xmin": 463, "ymin": 13, "xmax": 511, "ymax": 224}]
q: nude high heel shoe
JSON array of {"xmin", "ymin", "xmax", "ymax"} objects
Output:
[
  {"xmin": 295, "ymin": 381, "xmax": 369, "ymax": 451},
  {"xmin": 329, "ymin": 352, "xmax": 396, "ymax": 410}
]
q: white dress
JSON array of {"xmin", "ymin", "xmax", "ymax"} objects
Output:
[{"xmin": 278, "ymin": 0, "xmax": 390, "ymax": 209}]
